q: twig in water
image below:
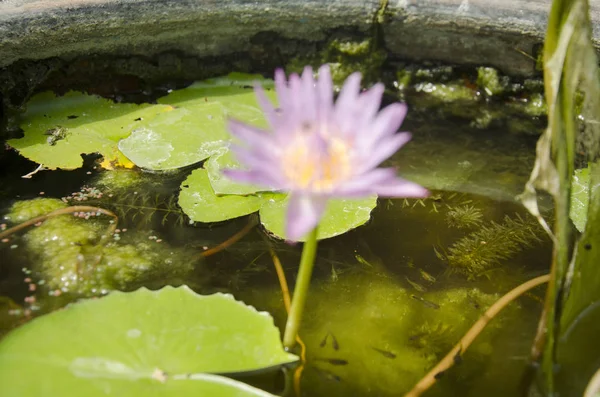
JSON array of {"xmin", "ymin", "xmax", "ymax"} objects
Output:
[
  {"xmin": 21, "ymin": 164, "xmax": 45, "ymax": 179},
  {"xmin": 404, "ymin": 274, "xmax": 550, "ymax": 397},
  {"xmin": 200, "ymin": 215, "xmax": 258, "ymax": 258}
]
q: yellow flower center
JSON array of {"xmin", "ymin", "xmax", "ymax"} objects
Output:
[{"xmin": 282, "ymin": 128, "xmax": 352, "ymax": 192}]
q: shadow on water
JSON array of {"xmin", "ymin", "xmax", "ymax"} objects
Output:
[{"xmin": 0, "ymin": 113, "xmax": 551, "ymax": 397}]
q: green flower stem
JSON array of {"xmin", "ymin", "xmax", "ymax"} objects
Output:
[{"xmin": 283, "ymin": 227, "xmax": 319, "ymax": 349}]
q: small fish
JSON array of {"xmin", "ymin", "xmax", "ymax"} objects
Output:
[
  {"xmin": 434, "ymin": 370, "xmax": 445, "ymax": 380},
  {"xmin": 453, "ymin": 349, "xmax": 463, "ymax": 365},
  {"xmin": 313, "ymin": 367, "xmax": 342, "ymax": 382},
  {"xmin": 330, "ymin": 333, "xmax": 339, "ymax": 350},
  {"xmin": 405, "ymin": 276, "xmax": 427, "ymax": 293},
  {"xmin": 467, "ymin": 294, "xmax": 481, "ymax": 309},
  {"xmin": 355, "ymin": 253, "xmax": 373, "ymax": 268},
  {"xmin": 319, "ymin": 332, "xmax": 340, "ymax": 350},
  {"xmin": 314, "ymin": 357, "xmax": 348, "ymax": 366},
  {"xmin": 371, "ymin": 346, "xmax": 397, "ymax": 359},
  {"xmin": 330, "ymin": 265, "xmax": 338, "ymax": 283},
  {"xmin": 408, "ymin": 332, "xmax": 427, "ymax": 342},
  {"xmin": 411, "ymin": 294, "xmax": 440, "ymax": 310},
  {"xmin": 418, "ymin": 269, "xmax": 437, "ymax": 283}
]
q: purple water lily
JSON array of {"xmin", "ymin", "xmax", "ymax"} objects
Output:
[{"xmin": 225, "ymin": 64, "xmax": 428, "ymax": 240}]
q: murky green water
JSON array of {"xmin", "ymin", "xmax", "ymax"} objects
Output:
[{"xmin": 0, "ymin": 111, "xmax": 550, "ymax": 396}]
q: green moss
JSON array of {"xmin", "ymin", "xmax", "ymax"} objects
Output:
[
  {"xmin": 286, "ymin": 37, "xmax": 386, "ymax": 87},
  {"xmin": 476, "ymin": 67, "xmax": 507, "ymax": 96},
  {"xmin": 329, "ymin": 39, "xmax": 371, "ymax": 57},
  {"xmin": 4, "ymin": 198, "xmax": 67, "ymax": 223},
  {"xmin": 414, "ymin": 82, "xmax": 478, "ymax": 103},
  {"xmin": 393, "ymin": 63, "xmax": 547, "ymax": 135}
]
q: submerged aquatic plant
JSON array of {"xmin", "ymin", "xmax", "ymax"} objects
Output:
[
  {"xmin": 225, "ymin": 64, "xmax": 427, "ymax": 349},
  {"xmin": 445, "ymin": 213, "xmax": 544, "ymax": 277},
  {"xmin": 445, "ymin": 204, "xmax": 484, "ymax": 229},
  {"xmin": 225, "ymin": 64, "xmax": 428, "ymax": 240}
]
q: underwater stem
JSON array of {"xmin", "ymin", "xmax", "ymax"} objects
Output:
[
  {"xmin": 404, "ymin": 273, "xmax": 550, "ymax": 397},
  {"xmin": 267, "ymin": 245, "xmax": 306, "ymax": 397},
  {"xmin": 283, "ymin": 228, "xmax": 319, "ymax": 349},
  {"xmin": 200, "ymin": 215, "xmax": 258, "ymax": 258}
]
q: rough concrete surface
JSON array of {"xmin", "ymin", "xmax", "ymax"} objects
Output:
[
  {"xmin": 386, "ymin": 0, "xmax": 600, "ymax": 75},
  {"xmin": 0, "ymin": 0, "xmax": 378, "ymax": 68},
  {"xmin": 0, "ymin": 0, "xmax": 599, "ymax": 75}
]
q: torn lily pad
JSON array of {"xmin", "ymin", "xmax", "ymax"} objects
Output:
[
  {"xmin": 259, "ymin": 195, "xmax": 378, "ymax": 241},
  {"xmin": 8, "ymin": 91, "xmax": 171, "ymax": 170},
  {"xmin": 0, "ymin": 286, "xmax": 297, "ymax": 396}
]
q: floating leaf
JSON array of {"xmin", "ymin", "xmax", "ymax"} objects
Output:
[
  {"xmin": 8, "ymin": 91, "xmax": 170, "ymax": 170},
  {"xmin": 0, "ymin": 286, "xmax": 296, "ymax": 396},
  {"xmin": 141, "ymin": 73, "xmax": 275, "ymax": 175},
  {"xmin": 118, "ymin": 104, "xmax": 229, "ymax": 170},
  {"xmin": 259, "ymin": 195, "xmax": 377, "ymax": 241},
  {"xmin": 179, "ymin": 168, "xmax": 266, "ymax": 223},
  {"xmin": 570, "ymin": 166, "xmax": 590, "ymax": 232},
  {"xmin": 205, "ymin": 146, "xmax": 268, "ymax": 195},
  {"xmin": 157, "ymin": 73, "xmax": 274, "ymax": 126}
]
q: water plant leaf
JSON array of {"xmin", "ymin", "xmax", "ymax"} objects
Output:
[
  {"xmin": 205, "ymin": 146, "xmax": 268, "ymax": 195},
  {"xmin": 8, "ymin": 91, "xmax": 169, "ymax": 170},
  {"xmin": 0, "ymin": 286, "xmax": 296, "ymax": 396},
  {"xmin": 521, "ymin": 0, "xmax": 600, "ymax": 392},
  {"xmin": 570, "ymin": 166, "xmax": 590, "ymax": 232},
  {"xmin": 156, "ymin": 73, "xmax": 274, "ymax": 126},
  {"xmin": 259, "ymin": 195, "xmax": 377, "ymax": 241},
  {"xmin": 117, "ymin": 104, "xmax": 229, "ymax": 170},
  {"xmin": 179, "ymin": 168, "xmax": 266, "ymax": 223},
  {"xmin": 120, "ymin": 74, "xmax": 275, "ymax": 173}
]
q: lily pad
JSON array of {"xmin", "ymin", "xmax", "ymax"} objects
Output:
[
  {"xmin": 117, "ymin": 104, "xmax": 229, "ymax": 170},
  {"xmin": 8, "ymin": 91, "xmax": 171, "ymax": 170},
  {"xmin": 570, "ymin": 166, "xmax": 590, "ymax": 232},
  {"xmin": 205, "ymin": 146, "xmax": 269, "ymax": 195},
  {"xmin": 259, "ymin": 195, "xmax": 378, "ymax": 241},
  {"xmin": 179, "ymin": 168, "xmax": 267, "ymax": 223},
  {"xmin": 157, "ymin": 73, "xmax": 274, "ymax": 126},
  {"xmin": 0, "ymin": 286, "xmax": 297, "ymax": 396}
]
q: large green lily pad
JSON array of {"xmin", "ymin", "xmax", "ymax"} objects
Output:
[
  {"xmin": 179, "ymin": 168, "xmax": 267, "ymax": 223},
  {"xmin": 157, "ymin": 73, "xmax": 274, "ymax": 125},
  {"xmin": 259, "ymin": 195, "xmax": 378, "ymax": 241},
  {"xmin": 117, "ymin": 104, "xmax": 229, "ymax": 170},
  {"xmin": 8, "ymin": 91, "xmax": 170, "ymax": 170},
  {"xmin": 0, "ymin": 286, "xmax": 297, "ymax": 396}
]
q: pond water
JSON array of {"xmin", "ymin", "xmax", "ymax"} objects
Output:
[{"xmin": 0, "ymin": 87, "xmax": 551, "ymax": 396}]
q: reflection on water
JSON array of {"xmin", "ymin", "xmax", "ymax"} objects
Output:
[{"xmin": 0, "ymin": 116, "xmax": 550, "ymax": 396}]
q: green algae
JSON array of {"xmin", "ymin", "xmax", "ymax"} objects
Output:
[
  {"xmin": 477, "ymin": 67, "xmax": 508, "ymax": 96},
  {"xmin": 93, "ymin": 168, "xmax": 144, "ymax": 191},
  {"xmin": 4, "ymin": 198, "xmax": 67, "ymax": 223},
  {"xmin": 393, "ymin": 64, "xmax": 547, "ymax": 135},
  {"xmin": 8, "ymin": 198, "xmax": 196, "ymax": 297},
  {"xmin": 287, "ymin": 37, "xmax": 386, "ymax": 87}
]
